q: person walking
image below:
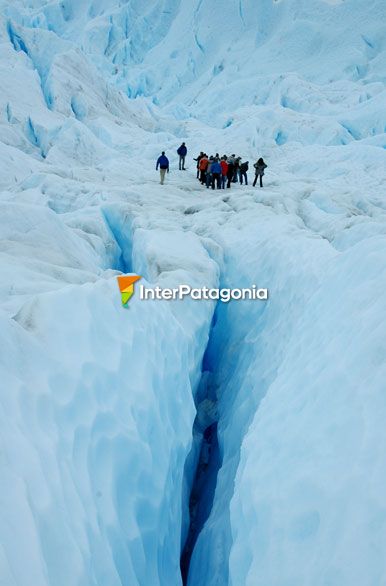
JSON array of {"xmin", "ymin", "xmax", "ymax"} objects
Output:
[
  {"xmin": 177, "ymin": 142, "xmax": 187, "ymax": 170},
  {"xmin": 194, "ymin": 151, "xmax": 204, "ymax": 179},
  {"xmin": 156, "ymin": 151, "xmax": 169, "ymax": 185},
  {"xmin": 220, "ymin": 156, "xmax": 228, "ymax": 189},
  {"xmin": 253, "ymin": 158, "xmax": 267, "ymax": 187},
  {"xmin": 239, "ymin": 161, "xmax": 249, "ymax": 185},
  {"xmin": 199, "ymin": 154, "xmax": 209, "ymax": 184},
  {"xmin": 211, "ymin": 159, "xmax": 222, "ymax": 189}
]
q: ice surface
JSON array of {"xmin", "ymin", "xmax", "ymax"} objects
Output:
[{"xmin": 1, "ymin": 0, "xmax": 386, "ymax": 585}]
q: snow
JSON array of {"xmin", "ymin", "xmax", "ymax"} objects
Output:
[{"xmin": 1, "ymin": 0, "xmax": 386, "ymax": 585}]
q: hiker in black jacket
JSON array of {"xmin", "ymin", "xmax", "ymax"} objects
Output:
[
  {"xmin": 239, "ymin": 161, "xmax": 249, "ymax": 185},
  {"xmin": 233, "ymin": 156, "xmax": 241, "ymax": 182},
  {"xmin": 226, "ymin": 160, "xmax": 235, "ymax": 188},
  {"xmin": 253, "ymin": 158, "xmax": 267, "ymax": 187}
]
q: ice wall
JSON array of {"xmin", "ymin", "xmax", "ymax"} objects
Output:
[
  {"xmin": 3, "ymin": 0, "xmax": 386, "ymax": 149},
  {"xmin": 0, "ymin": 209, "xmax": 219, "ymax": 585}
]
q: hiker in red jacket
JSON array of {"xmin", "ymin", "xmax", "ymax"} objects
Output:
[{"xmin": 220, "ymin": 156, "xmax": 228, "ymax": 189}]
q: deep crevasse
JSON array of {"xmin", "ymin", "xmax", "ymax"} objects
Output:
[
  {"xmin": 187, "ymin": 216, "xmax": 386, "ymax": 586},
  {"xmin": 186, "ymin": 215, "xmax": 331, "ymax": 585}
]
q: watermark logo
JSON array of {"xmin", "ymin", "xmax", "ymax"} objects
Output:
[
  {"xmin": 140, "ymin": 284, "xmax": 268, "ymax": 303},
  {"xmin": 117, "ymin": 275, "xmax": 141, "ymax": 306},
  {"xmin": 117, "ymin": 276, "xmax": 268, "ymax": 306}
]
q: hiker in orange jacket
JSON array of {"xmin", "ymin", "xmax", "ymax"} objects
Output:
[
  {"xmin": 194, "ymin": 151, "xmax": 204, "ymax": 179},
  {"xmin": 199, "ymin": 154, "xmax": 209, "ymax": 184}
]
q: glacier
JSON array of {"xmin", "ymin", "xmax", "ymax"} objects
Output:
[{"xmin": 1, "ymin": 1, "xmax": 386, "ymax": 585}]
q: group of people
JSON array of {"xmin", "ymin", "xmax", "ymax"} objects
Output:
[
  {"xmin": 156, "ymin": 143, "xmax": 267, "ymax": 188},
  {"xmin": 194, "ymin": 152, "xmax": 267, "ymax": 189}
]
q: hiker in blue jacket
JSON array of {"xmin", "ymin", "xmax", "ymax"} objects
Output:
[
  {"xmin": 156, "ymin": 151, "xmax": 169, "ymax": 185},
  {"xmin": 177, "ymin": 142, "xmax": 187, "ymax": 170},
  {"xmin": 210, "ymin": 159, "xmax": 222, "ymax": 189}
]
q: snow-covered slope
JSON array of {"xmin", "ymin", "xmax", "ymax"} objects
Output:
[{"xmin": 1, "ymin": 1, "xmax": 386, "ymax": 585}]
